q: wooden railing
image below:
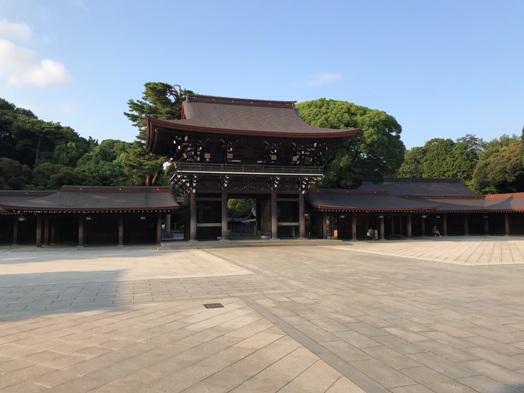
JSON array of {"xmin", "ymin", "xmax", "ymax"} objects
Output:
[{"xmin": 175, "ymin": 162, "xmax": 324, "ymax": 177}]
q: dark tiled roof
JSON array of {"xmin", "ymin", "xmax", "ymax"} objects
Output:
[
  {"xmin": 0, "ymin": 190, "xmax": 55, "ymax": 214},
  {"xmin": 312, "ymin": 178, "xmax": 524, "ymax": 213},
  {"xmin": 359, "ymin": 178, "xmax": 477, "ymax": 197},
  {"xmin": 146, "ymin": 94, "xmax": 360, "ymax": 153},
  {"xmin": 423, "ymin": 194, "xmax": 524, "ymax": 212},
  {"xmin": 307, "ymin": 189, "xmax": 441, "ymax": 212},
  {"xmin": 0, "ymin": 186, "xmax": 179, "ymax": 213}
]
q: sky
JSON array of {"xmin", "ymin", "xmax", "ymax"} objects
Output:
[{"xmin": 0, "ymin": 0, "xmax": 522, "ymax": 150}]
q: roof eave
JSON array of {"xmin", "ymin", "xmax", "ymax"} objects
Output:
[{"xmin": 147, "ymin": 117, "xmax": 360, "ymax": 140}]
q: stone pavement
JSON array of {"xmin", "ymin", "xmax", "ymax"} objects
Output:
[{"xmin": 1, "ymin": 237, "xmax": 524, "ymax": 392}]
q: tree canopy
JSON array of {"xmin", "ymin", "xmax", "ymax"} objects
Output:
[
  {"xmin": 397, "ymin": 137, "xmax": 479, "ymax": 186},
  {"xmin": 0, "ymin": 98, "xmax": 96, "ymax": 190},
  {"xmin": 397, "ymin": 132, "xmax": 524, "ymax": 194},
  {"xmin": 124, "ymin": 83, "xmax": 192, "ymax": 185},
  {"xmin": 471, "ymin": 137, "xmax": 524, "ymax": 193},
  {"xmin": 296, "ymin": 98, "xmax": 405, "ymax": 188}
]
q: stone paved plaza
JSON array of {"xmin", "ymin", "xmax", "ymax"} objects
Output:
[{"xmin": 1, "ymin": 237, "xmax": 524, "ymax": 392}]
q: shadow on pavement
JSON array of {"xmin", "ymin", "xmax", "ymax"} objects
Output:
[
  {"xmin": 0, "ymin": 269, "xmax": 127, "ymax": 321},
  {"xmin": 0, "ymin": 246, "xmax": 163, "ymax": 265}
]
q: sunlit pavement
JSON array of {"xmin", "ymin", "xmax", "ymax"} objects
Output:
[{"xmin": 1, "ymin": 237, "xmax": 524, "ymax": 392}]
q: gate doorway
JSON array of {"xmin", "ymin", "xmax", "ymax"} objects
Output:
[{"xmin": 228, "ymin": 197, "xmax": 257, "ymax": 239}]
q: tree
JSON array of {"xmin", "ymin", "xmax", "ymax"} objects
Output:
[
  {"xmin": 396, "ymin": 146, "xmax": 426, "ymax": 177},
  {"xmin": 472, "ymin": 141, "xmax": 524, "ymax": 193},
  {"xmin": 397, "ymin": 138, "xmax": 478, "ymax": 184},
  {"xmin": 0, "ymin": 97, "xmax": 93, "ymax": 186},
  {"xmin": 0, "ymin": 157, "xmax": 32, "ymax": 190},
  {"xmin": 227, "ymin": 198, "xmax": 255, "ymax": 218},
  {"xmin": 296, "ymin": 98, "xmax": 405, "ymax": 188},
  {"xmin": 75, "ymin": 139, "xmax": 130, "ymax": 186},
  {"xmin": 479, "ymin": 134, "xmax": 519, "ymax": 161},
  {"xmin": 124, "ymin": 83, "xmax": 192, "ymax": 185},
  {"xmin": 31, "ymin": 162, "xmax": 92, "ymax": 189},
  {"xmin": 456, "ymin": 134, "xmax": 486, "ymax": 156}
]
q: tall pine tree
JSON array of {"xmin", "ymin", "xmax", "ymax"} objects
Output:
[{"xmin": 123, "ymin": 83, "xmax": 191, "ymax": 185}]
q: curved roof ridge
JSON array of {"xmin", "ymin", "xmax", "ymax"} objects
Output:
[
  {"xmin": 59, "ymin": 185, "xmax": 173, "ymax": 193},
  {"xmin": 186, "ymin": 94, "xmax": 295, "ymax": 109}
]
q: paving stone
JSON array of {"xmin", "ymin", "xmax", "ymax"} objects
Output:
[
  {"xmin": 3, "ymin": 240, "xmax": 524, "ymax": 392},
  {"xmin": 320, "ymin": 340, "xmax": 371, "ymax": 362},
  {"xmin": 401, "ymin": 366, "xmax": 478, "ymax": 393},
  {"xmin": 361, "ymin": 345, "xmax": 422, "ymax": 370},
  {"xmin": 41, "ymin": 375, "xmax": 107, "ymax": 393},
  {"xmin": 460, "ymin": 359, "xmax": 524, "ymax": 386},
  {"xmin": 0, "ymin": 381, "xmax": 49, "ymax": 393},
  {"xmin": 390, "ymin": 384, "xmax": 435, "ymax": 393},
  {"xmin": 30, "ymin": 369, "xmax": 81, "ymax": 388},
  {"xmin": 349, "ymin": 357, "xmax": 415, "ymax": 388},
  {"xmin": 464, "ymin": 346, "xmax": 524, "ymax": 370},
  {"xmin": 324, "ymin": 377, "xmax": 367, "ymax": 393},
  {"xmin": 234, "ymin": 331, "xmax": 284, "ymax": 349},
  {"xmin": 228, "ymin": 347, "xmax": 318, "ymax": 393},
  {"xmin": 407, "ymin": 352, "xmax": 478, "ymax": 378},
  {"xmin": 277, "ymin": 360, "xmax": 346, "ymax": 393},
  {"xmin": 457, "ymin": 375, "xmax": 522, "ymax": 393}
]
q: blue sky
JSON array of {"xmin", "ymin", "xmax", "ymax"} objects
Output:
[{"xmin": 0, "ymin": 0, "xmax": 522, "ymax": 149}]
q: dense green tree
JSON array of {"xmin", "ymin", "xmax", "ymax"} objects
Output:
[
  {"xmin": 398, "ymin": 138, "xmax": 477, "ymax": 184},
  {"xmin": 296, "ymin": 98, "xmax": 405, "ymax": 187},
  {"xmin": 456, "ymin": 134, "xmax": 486, "ymax": 156},
  {"xmin": 75, "ymin": 139, "xmax": 130, "ymax": 186},
  {"xmin": 0, "ymin": 157, "xmax": 32, "ymax": 190},
  {"xmin": 471, "ymin": 140, "xmax": 524, "ymax": 193},
  {"xmin": 124, "ymin": 83, "xmax": 192, "ymax": 185},
  {"xmin": 0, "ymin": 98, "xmax": 93, "ymax": 179},
  {"xmin": 396, "ymin": 146, "xmax": 426, "ymax": 177},
  {"xmin": 420, "ymin": 139, "xmax": 477, "ymax": 180},
  {"xmin": 0, "ymin": 99, "xmax": 94, "ymax": 189},
  {"xmin": 31, "ymin": 162, "xmax": 92, "ymax": 189},
  {"xmin": 227, "ymin": 199, "xmax": 255, "ymax": 218},
  {"xmin": 479, "ymin": 134, "xmax": 519, "ymax": 161}
]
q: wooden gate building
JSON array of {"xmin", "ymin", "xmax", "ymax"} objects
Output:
[{"xmin": 146, "ymin": 94, "xmax": 360, "ymax": 241}]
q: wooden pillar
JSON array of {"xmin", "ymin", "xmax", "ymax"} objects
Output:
[
  {"xmin": 221, "ymin": 189, "xmax": 228, "ymax": 239},
  {"xmin": 156, "ymin": 212, "xmax": 162, "ymax": 244},
  {"xmin": 43, "ymin": 216, "xmax": 49, "ymax": 245},
  {"xmin": 464, "ymin": 214, "xmax": 469, "ymax": 236},
  {"xmin": 36, "ymin": 214, "xmax": 42, "ymax": 247},
  {"xmin": 12, "ymin": 218, "xmax": 18, "ymax": 245},
  {"xmin": 165, "ymin": 213, "xmax": 171, "ymax": 236},
  {"xmin": 78, "ymin": 217, "xmax": 84, "ymax": 247},
  {"xmin": 443, "ymin": 214, "xmax": 448, "ymax": 236},
  {"xmin": 351, "ymin": 214, "xmax": 357, "ymax": 240},
  {"xmin": 299, "ymin": 193, "xmax": 305, "ymax": 238},
  {"xmin": 407, "ymin": 213, "xmax": 412, "ymax": 238},
  {"xmin": 118, "ymin": 214, "xmax": 124, "ymax": 246},
  {"xmin": 421, "ymin": 216, "xmax": 426, "ymax": 236},
  {"xmin": 505, "ymin": 213, "xmax": 510, "ymax": 236},
  {"xmin": 484, "ymin": 215, "xmax": 489, "ymax": 236},
  {"xmin": 271, "ymin": 189, "xmax": 278, "ymax": 239},
  {"xmin": 190, "ymin": 192, "xmax": 197, "ymax": 241},
  {"xmin": 379, "ymin": 216, "xmax": 385, "ymax": 240}
]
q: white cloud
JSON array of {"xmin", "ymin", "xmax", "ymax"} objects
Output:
[
  {"xmin": 306, "ymin": 72, "xmax": 344, "ymax": 86},
  {"xmin": 0, "ymin": 19, "xmax": 31, "ymax": 42},
  {"xmin": 0, "ymin": 36, "xmax": 73, "ymax": 87}
]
